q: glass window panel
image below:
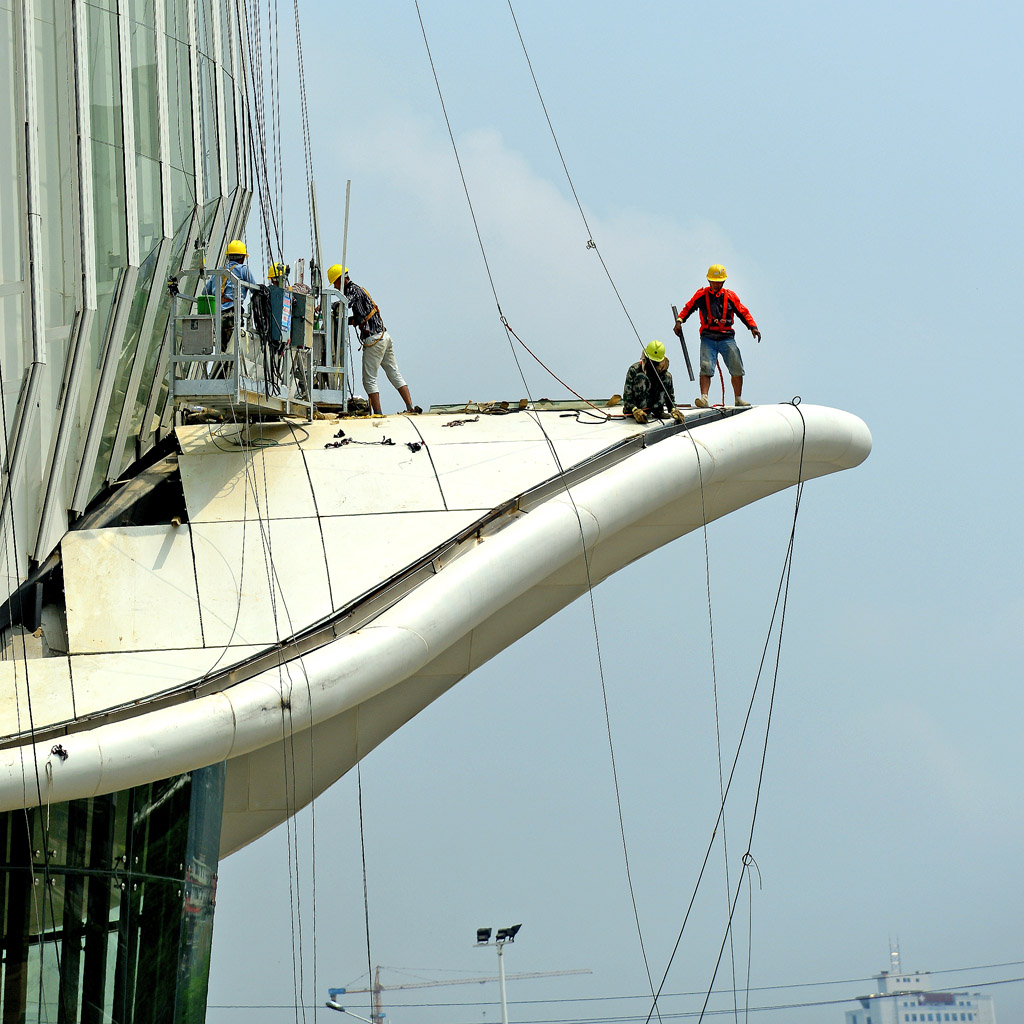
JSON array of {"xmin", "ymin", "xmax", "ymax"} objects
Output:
[
  {"xmin": 165, "ymin": 0, "xmax": 189, "ymax": 42},
  {"xmin": 166, "ymin": 34, "xmax": 195, "ymax": 176},
  {"xmin": 130, "ymin": 19, "xmax": 160, "ymax": 160},
  {"xmin": 219, "ymin": 0, "xmax": 233, "ymax": 72},
  {"xmin": 196, "ymin": 0, "xmax": 212, "ymax": 56},
  {"xmin": 0, "ymin": 293, "xmax": 24, "ymax": 432},
  {"xmin": 128, "ymin": 0, "xmax": 154, "ymax": 27},
  {"xmin": 87, "ymin": 3, "xmax": 123, "ymax": 147},
  {"xmin": 136, "ymin": 153, "xmax": 162, "ymax": 259},
  {"xmin": 0, "ymin": 765, "xmax": 224, "ymax": 1023},
  {"xmin": 87, "ymin": 3, "xmax": 127, "ymax": 304},
  {"xmin": 222, "ymin": 69, "xmax": 237, "ymax": 189},
  {"xmin": 34, "ymin": 0, "xmax": 78, "ymax": 329},
  {"xmin": 197, "ymin": 54, "xmax": 219, "ymax": 197}
]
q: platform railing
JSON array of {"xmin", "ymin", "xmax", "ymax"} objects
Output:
[{"xmin": 168, "ymin": 269, "xmax": 313, "ymax": 420}]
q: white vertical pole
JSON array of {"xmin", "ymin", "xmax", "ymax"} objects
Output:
[
  {"xmin": 497, "ymin": 941, "xmax": 509, "ymax": 1024},
  {"xmin": 339, "ymin": 180, "xmax": 351, "ymax": 395}
]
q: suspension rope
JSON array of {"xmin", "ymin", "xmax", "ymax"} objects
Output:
[
  {"xmin": 0, "ymin": 345, "xmax": 64, "ymax": 1007},
  {"xmin": 506, "ymin": 1, "xmax": 644, "ymax": 347},
  {"xmin": 502, "ymin": 320, "xmax": 609, "ymax": 417},
  {"xmin": 290, "ymin": 0, "xmax": 316, "ymax": 251},
  {"xmin": 414, "ymin": 7, "xmax": 660, "ymax": 1019},
  {"xmin": 693, "ymin": 414, "xmax": 740, "ymax": 1024},
  {"xmin": 643, "ymin": 401, "xmax": 809, "ymax": 1024},
  {"xmin": 358, "ymin": 762, "xmax": 375, "ymax": 1019}
]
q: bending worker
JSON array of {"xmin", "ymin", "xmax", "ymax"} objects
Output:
[
  {"xmin": 326, "ymin": 265, "xmax": 420, "ymax": 416},
  {"xmin": 205, "ymin": 239, "xmax": 256, "ymax": 354},
  {"xmin": 622, "ymin": 340, "xmax": 685, "ymax": 424},
  {"xmin": 674, "ymin": 264, "xmax": 760, "ymax": 408}
]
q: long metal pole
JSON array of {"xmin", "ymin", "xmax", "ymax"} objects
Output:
[
  {"xmin": 497, "ymin": 942, "xmax": 509, "ymax": 1024},
  {"xmin": 340, "ymin": 179, "xmax": 352, "ymax": 396}
]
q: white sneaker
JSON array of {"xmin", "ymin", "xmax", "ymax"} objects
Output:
[
  {"xmin": 734, "ymin": 396, "xmax": 750, "ymax": 407},
  {"xmin": 694, "ymin": 395, "xmax": 710, "ymax": 408}
]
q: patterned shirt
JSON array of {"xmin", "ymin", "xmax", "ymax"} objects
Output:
[
  {"xmin": 622, "ymin": 359, "xmax": 675, "ymax": 414},
  {"xmin": 343, "ymin": 279, "xmax": 385, "ymax": 340}
]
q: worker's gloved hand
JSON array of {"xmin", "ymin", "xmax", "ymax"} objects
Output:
[
  {"xmin": 672, "ymin": 321, "xmax": 682, "ymax": 337},
  {"xmin": 671, "ymin": 407, "xmax": 685, "ymax": 422},
  {"xmin": 752, "ymin": 328, "xmax": 762, "ymax": 342},
  {"xmin": 632, "ymin": 408, "xmax": 648, "ymax": 424}
]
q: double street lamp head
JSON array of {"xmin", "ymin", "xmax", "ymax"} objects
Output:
[{"xmin": 476, "ymin": 923, "xmax": 522, "ymax": 945}]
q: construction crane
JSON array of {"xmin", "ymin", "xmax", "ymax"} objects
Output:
[{"xmin": 327, "ymin": 964, "xmax": 592, "ymax": 1023}]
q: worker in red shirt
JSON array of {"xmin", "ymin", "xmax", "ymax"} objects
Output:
[{"xmin": 674, "ymin": 264, "xmax": 761, "ymax": 407}]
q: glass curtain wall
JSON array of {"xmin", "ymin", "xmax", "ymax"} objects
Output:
[
  {"xmin": 0, "ymin": 0, "xmax": 250, "ymax": 585},
  {"xmin": 0, "ymin": 762, "xmax": 225, "ymax": 1024}
]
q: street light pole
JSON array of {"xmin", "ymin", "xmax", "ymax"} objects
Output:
[
  {"xmin": 475, "ymin": 924, "xmax": 522, "ymax": 1024},
  {"xmin": 497, "ymin": 939, "xmax": 509, "ymax": 1024}
]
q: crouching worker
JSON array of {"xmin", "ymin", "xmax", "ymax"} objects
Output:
[{"xmin": 622, "ymin": 340, "xmax": 685, "ymax": 424}]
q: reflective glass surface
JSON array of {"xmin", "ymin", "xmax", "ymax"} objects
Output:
[
  {"xmin": 1, "ymin": 0, "xmax": 249, "ymax": 570},
  {"xmin": 0, "ymin": 763, "xmax": 225, "ymax": 1024}
]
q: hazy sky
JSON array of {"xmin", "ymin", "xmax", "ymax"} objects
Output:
[{"xmin": 206, "ymin": 2, "xmax": 1023, "ymax": 1023}]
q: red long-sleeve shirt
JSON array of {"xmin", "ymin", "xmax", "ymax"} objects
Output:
[{"xmin": 677, "ymin": 286, "xmax": 757, "ymax": 340}]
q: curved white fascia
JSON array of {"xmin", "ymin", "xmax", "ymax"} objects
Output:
[{"xmin": 0, "ymin": 404, "xmax": 870, "ymax": 810}]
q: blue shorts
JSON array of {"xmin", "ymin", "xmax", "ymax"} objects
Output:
[{"xmin": 699, "ymin": 335, "xmax": 744, "ymax": 377}]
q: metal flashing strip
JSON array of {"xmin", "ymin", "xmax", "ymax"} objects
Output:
[
  {"xmin": 70, "ymin": 265, "xmax": 141, "ymax": 513},
  {"xmin": 0, "ymin": 409, "xmax": 740, "ymax": 748},
  {"xmin": 139, "ymin": 209, "xmax": 201, "ymax": 449},
  {"xmin": 106, "ymin": 237, "xmax": 174, "ymax": 481}
]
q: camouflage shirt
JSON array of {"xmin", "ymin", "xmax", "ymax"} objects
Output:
[{"xmin": 622, "ymin": 359, "xmax": 675, "ymax": 414}]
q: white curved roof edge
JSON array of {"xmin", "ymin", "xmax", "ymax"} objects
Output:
[{"xmin": 0, "ymin": 404, "xmax": 870, "ymax": 813}]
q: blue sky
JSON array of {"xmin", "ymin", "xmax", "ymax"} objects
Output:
[{"xmin": 206, "ymin": 2, "xmax": 1023, "ymax": 1023}]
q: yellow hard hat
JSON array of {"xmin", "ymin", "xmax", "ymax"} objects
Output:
[
  {"xmin": 227, "ymin": 239, "xmax": 247, "ymax": 257},
  {"xmin": 269, "ymin": 262, "xmax": 288, "ymax": 280},
  {"xmin": 327, "ymin": 264, "xmax": 346, "ymax": 286},
  {"xmin": 645, "ymin": 339, "xmax": 666, "ymax": 363},
  {"xmin": 706, "ymin": 263, "xmax": 727, "ymax": 282}
]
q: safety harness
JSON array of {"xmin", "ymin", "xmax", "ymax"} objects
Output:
[{"xmin": 701, "ymin": 289, "xmax": 732, "ymax": 334}]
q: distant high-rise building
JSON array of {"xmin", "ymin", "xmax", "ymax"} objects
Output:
[{"xmin": 847, "ymin": 968, "xmax": 997, "ymax": 1024}]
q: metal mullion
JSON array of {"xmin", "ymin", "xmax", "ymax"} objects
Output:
[
  {"xmin": 33, "ymin": 0, "xmax": 97, "ymax": 557},
  {"xmin": 70, "ymin": 0, "xmax": 142, "ymax": 512},
  {"xmin": 105, "ymin": 0, "xmax": 175, "ymax": 481}
]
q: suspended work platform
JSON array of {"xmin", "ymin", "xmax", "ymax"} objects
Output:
[{"xmin": 169, "ymin": 270, "xmax": 314, "ymax": 420}]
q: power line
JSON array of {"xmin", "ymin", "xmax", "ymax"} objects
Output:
[
  {"xmin": 209, "ymin": 971, "xmax": 1024, "ymax": 1016},
  {"xmin": 203, "ymin": 966, "xmax": 1024, "ymax": 1015}
]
